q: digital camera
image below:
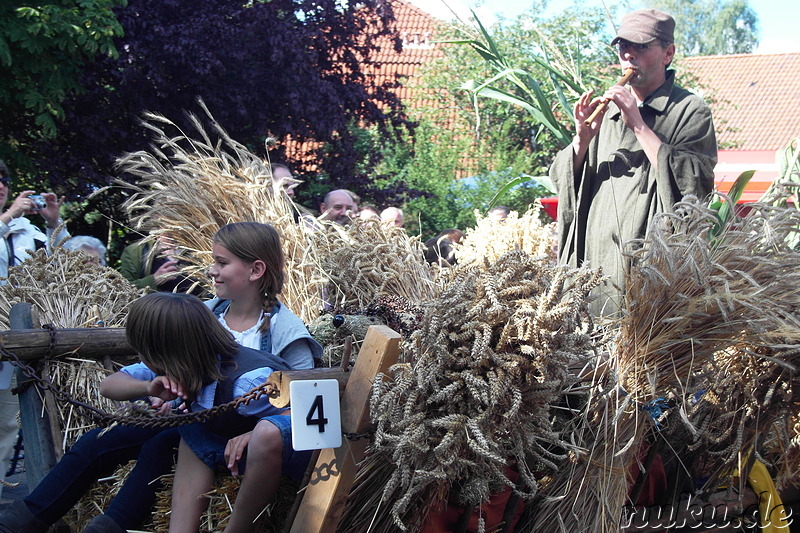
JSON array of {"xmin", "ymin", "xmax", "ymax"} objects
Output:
[{"xmin": 29, "ymin": 195, "xmax": 47, "ymax": 210}]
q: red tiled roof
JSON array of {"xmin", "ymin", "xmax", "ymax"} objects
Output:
[
  {"xmin": 361, "ymin": 0, "xmax": 446, "ymax": 111},
  {"xmin": 281, "ymin": 0, "xmax": 444, "ymax": 174},
  {"xmin": 283, "ymin": 0, "xmax": 485, "ymax": 178},
  {"xmin": 681, "ymin": 53, "xmax": 800, "ymax": 151}
]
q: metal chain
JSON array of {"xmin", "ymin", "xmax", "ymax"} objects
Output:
[
  {"xmin": 0, "ymin": 345, "xmax": 278, "ymax": 429},
  {"xmin": 42, "ymin": 323, "xmax": 58, "ymax": 358},
  {"xmin": 343, "ymin": 429, "xmax": 375, "ymax": 441}
]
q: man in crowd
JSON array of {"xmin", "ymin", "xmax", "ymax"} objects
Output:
[
  {"xmin": 0, "ymin": 160, "xmax": 69, "ymax": 501},
  {"xmin": 549, "ymin": 8, "xmax": 717, "ymax": 316},
  {"xmin": 269, "ymin": 163, "xmax": 300, "ymax": 199},
  {"xmin": 380, "ymin": 206, "xmax": 404, "ymax": 228},
  {"xmin": 359, "ymin": 204, "xmax": 380, "ymax": 221},
  {"xmin": 487, "ymin": 205, "xmax": 510, "ymax": 221},
  {"xmin": 319, "ymin": 189, "xmax": 359, "ymax": 225}
]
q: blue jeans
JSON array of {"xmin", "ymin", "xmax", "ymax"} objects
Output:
[
  {"xmin": 23, "ymin": 425, "xmax": 180, "ymax": 529},
  {"xmin": 181, "ymin": 415, "xmax": 312, "ymax": 481}
]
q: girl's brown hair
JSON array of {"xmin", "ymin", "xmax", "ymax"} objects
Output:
[
  {"xmin": 126, "ymin": 292, "xmax": 239, "ymax": 399},
  {"xmin": 213, "ymin": 222, "xmax": 285, "ymax": 333}
]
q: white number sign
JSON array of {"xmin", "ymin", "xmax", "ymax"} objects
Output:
[{"xmin": 290, "ymin": 379, "xmax": 342, "ymax": 451}]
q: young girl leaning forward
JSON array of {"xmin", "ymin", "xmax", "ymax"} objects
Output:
[
  {"xmin": 0, "ymin": 222, "xmax": 321, "ymax": 533},
  {"xmin": 132, "ymin": 292, "xmax": 292, "ymax": 529}
]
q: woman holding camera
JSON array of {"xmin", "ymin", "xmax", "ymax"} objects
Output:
[
  {"xmin": 0, "ymin": 167, "xmax": 69, "ymax": 279},
  {"xmin": 0, "ymin": 160, "xmax": 69, "ymax": 501}
]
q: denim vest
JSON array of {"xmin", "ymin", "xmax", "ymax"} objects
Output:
[{"xmin": 203, "ymin": 345, "xmax": 289, "ymax": 437}]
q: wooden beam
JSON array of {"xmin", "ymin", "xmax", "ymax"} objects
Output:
[
  {"xmin": 267, "ymin": 368, "xmax": 349, "ymax": 408},
  {"xmin": 0, "ymin": 327, "xmax": 134, "ymax": 361},
  {"xmin": 289, "ymin": 325, "xmax": 401, "ymax": 533}
]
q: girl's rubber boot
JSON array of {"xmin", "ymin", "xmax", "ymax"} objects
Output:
[
  {"xmin": 0, "ymin": 500, "xmax": 49, "ymax": 533},
  {"xmin": 82, "ymin": 514, "xmax": 126, "ymax": 533}
]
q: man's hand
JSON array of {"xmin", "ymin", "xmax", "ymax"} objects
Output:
[
  {"xmin": 153, "ymin": 259, "xmax": 179, "ymax": 285},
  {"xmin": 4, "ymin": 190, "xmax": 37, "ymax": 220},
  {"xmin": 571, "ymin": 90, "xmax": 604, "ymax": 165},
  {"xmin": 602, "ymin": 85, "xmax": 663, "ymax": 169},
  {"xmin": 603, "ymin": 85, "xmax": 645, "ymax": 132},
  {"xmin": 225, "ymin": 431, "xmax": 253, "ymax": 476},
  {"xmin": 146, "ymin": 375, "xmax": 187, "ymax": 403}
]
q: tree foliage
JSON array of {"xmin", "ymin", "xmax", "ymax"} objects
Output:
[
  {"xmin": 1, "ymin": 0, "xmax": 407, "ymax": 252},
  {"xmin": 47, "ymin": 0, "xmax": 403, "ymax": 187},
  {"xmin": 644, "ymin": 0, "xmax": 758, "ymax": 55},
  {"xmin": 0, "ymin": 0, "xmax": 124, "ymax": 144},
  {"xmin": 342, "ymin": 1, "xmax": 617, "ymax": 237}
]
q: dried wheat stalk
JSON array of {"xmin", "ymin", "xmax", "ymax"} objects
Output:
[
  {"xmin": 616, "ymin": 199, "xmax": 800, "ymax": 489},
  {"xmin": 527, "ymin": 198, "xmax": 800, "ymax": 531},
  {"xmin": 310, "ymin": 219, "xmax": 442, "ymax": 311},
  {"xmin": 524, "ymin": 389, "xmax": 646, "ymax": 533},
  {"xmin": 456, "ymin": 206, "xmax": 556, "ymax": 267},
  {"xmin": 770, "ymin": 414, "xmax": 800, "ymax": 489},
  {"xmin": 617, "ymin": 198, "xmax": 800, "ymax": 404},
  {"xmin": 117, "ymin": 101, "xmax": 327, "ymax": 324},
  {"xmin": 343, "ymin": 250, "xmax": 602, "ymax": 532}
]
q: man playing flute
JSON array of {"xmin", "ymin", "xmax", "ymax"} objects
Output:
[{"xmin": 549, "ymin": 8, "xmax": 717, "ymax": 316}]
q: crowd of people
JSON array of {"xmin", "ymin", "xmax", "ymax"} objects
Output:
[{"xmin": 0, "ymin": 6, "xmax": 722, "ymax": 531}]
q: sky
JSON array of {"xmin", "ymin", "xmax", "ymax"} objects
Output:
[{"xmin": 407, "ymin": 0, "xmax": 800, "ymax": 54}]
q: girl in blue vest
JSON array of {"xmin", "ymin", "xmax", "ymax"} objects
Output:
[
  {"xmin": 127, "ymin": 292, "xmax": 292, "ymax": 531},
  {"xmin": 204, "ymin": 222, "xmax": 321, "ymax": 370},
  {"xmin": 168, "ymin": 223, "xmax": 318, "ymax": 532},
  {"xmin": 0, "ymin": 222, "xmax": 321, "ymax": 533}
]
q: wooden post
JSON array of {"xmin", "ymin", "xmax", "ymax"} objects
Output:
[
  {"xmin": 289, "ymin": 325, "xmax": 401, "ymax": 533},
  {"xmin": 9, "ymin": 303, "xmax": 61, "ymax": 488}
]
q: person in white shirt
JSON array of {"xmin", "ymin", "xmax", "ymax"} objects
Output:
[{"xmin": 0, "ymin": 159, "xmax": 69, "ymax": 501}]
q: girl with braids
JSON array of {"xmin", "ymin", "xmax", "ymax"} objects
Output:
[
  {"xmin": 169, "ymin": 222, "xmax": 320, "ymax": 532},
  {"xmin": 204, "ymin": 222, "xmax": 321, "ymax": 370},
  {"xmin": 0, "ymin": 223, "xmax": 321, "ymax": 533}
]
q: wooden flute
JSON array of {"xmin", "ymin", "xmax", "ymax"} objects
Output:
[{"xmin": 583, "ymin": 67, "xmax": 636, "ymax": 126}]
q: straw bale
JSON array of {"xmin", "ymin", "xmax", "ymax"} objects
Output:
[
  {"xmin": 63, "ymin": 461, "xmax": 137, "ymax": 531},
  {"xmin": 0, "ymin": 247, "xmax": 144, "ymax": 448},
  {"xmin": 148, "ymin": 469, "xmax": 298, "ymax": 532},
  {"xmin": 65, "ymin": 462, "xmax": 298, "ymax": 532}
]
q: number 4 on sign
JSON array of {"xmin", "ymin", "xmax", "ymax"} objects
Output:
[{"xmin": 290, "ymin": 379, "xmax": 342, "ymax": 451}]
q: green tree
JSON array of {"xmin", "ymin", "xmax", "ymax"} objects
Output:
[
  {"xmin": 644, "ymin": 0, "xmax": 758, "ymax": 55},
  {"xmin": 334, "ymin": 2, "xmax": 622, "ymax": 237},
  {"xmin": 0, "ymin": 0, "xmax": 125, "ymax": 144},
  {"xmin": 353, "ymin": 118, "xmax": 549, "ymax": 239},
  {"xmin": 421, "ymin": 2, "xmax": 617, "ymax": 163}
]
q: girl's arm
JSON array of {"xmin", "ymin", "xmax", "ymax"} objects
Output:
[
  {"xmin": 99, "ymin": 371, "xmax": 153, "ymax": 400},
  {"xmin": 100, "ymin": 370, "xmax": 187, "ymax": 404}
]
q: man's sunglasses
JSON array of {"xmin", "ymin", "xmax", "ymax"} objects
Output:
[
  {"xmin": 616, "ymin": 40, "xmax": 659, "ymax": 54},
  {"xmin": 0, "ymin": 177, "xmax": 9, "ymax": 186}
]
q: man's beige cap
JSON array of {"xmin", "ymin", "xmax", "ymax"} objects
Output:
[{"xmin": 611, "ymin": 9, "xmax": 675, "ymax": 45}]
